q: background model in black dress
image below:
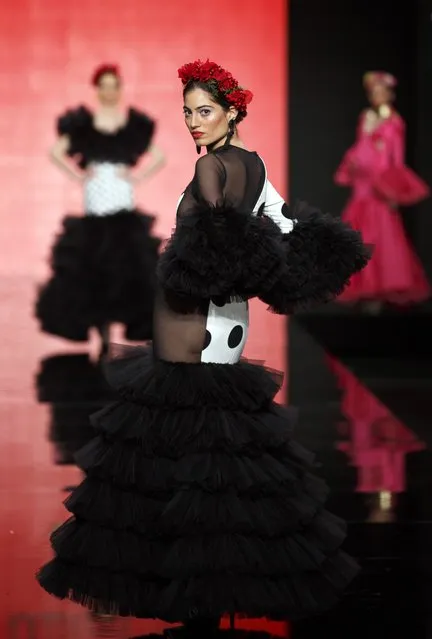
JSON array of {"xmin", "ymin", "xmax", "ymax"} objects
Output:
[{"xmin": 35, "ymin": 64, "xmax": 164, "ymax": 349}]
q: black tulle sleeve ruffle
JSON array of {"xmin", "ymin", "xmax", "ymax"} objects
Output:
[
  {"xmin": 259, "ymin": 201, "xmax": 372, "ymax": 313},
  {"xmin": 56, "ymin": 105, "xmax": 92, "ymax": 137},
  {"xmin": 127, "ymin": 108, "xmax": 155, "ymax": 158},
  {"xmin": 55, "ymin": 106, "xmax": 155, "ymax": 167},
  {"xmin": 157, "ymin": 201, "xmax": 372, "ymax": 313},
  {"xmin": 56, "ymin": 105, "xmax": 93, "ymax": 159},
  {"xmin": 157, "ymin": 202, "xmax": 286, "ymax": 306}
]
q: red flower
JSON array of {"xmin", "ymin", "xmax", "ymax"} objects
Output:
[
  {"xmin": 242, "ymin": 89, "xmax": 253, "ymax": 105},
  {"xmin": 226, "ymin": 88, "xmax": 253, "ymax": 110},
  {"xmin": 91, "ymin": 63, "xmax": 121, "ymax": 86},
  {"xmin": 178, "ymin": 60, "xmax": 201, "ymax": 84},
  {"xmin": 217, "ymin": 72, "xmax": 237, "ymax": 92},
  {"xmin": 198, "ymin": 60, "xmax": 220, "ymax": 80},
  {"xmin": 177, "ymin": 59, "xmax": 253, "ymax": 111}
]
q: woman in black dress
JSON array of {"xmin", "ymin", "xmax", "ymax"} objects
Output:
[
  {"xmin": 37, "ymin": 59, "xmax": 371, "ymax": 634},
  {"xmin": 36, "ymin": 64, "xmax": 164, "ymax": 352}
]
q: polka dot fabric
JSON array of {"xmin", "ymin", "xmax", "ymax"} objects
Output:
[{"xmin": 84, "ymin": 163, "xmax": 134, "ymax": 216}]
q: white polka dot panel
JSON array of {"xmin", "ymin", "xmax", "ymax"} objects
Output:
[
  {"xmin": 201, "ymin": 300, "xmax": 249, "ymax": 364},
  {"xmin": 84, "ymin": 163, "xmax": 135, "ymax": 216}
]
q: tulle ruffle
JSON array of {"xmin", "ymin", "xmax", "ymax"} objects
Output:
[
  {"xmin": 258, "ymin": 202, "xmax": 372, "ymax": 313},
  {"xmin": 157, "ymin": 203, "xmax": 285, "ymax": 306},
  {"xmin": 37, "ymin": 345, "xmax": 359, "ymax": 621},
  {"xmin": 57, "ymin": 106, "xmax": 155, "ymax": 169},
  {"xmin": 157, "ymin": 201, "xmax": 371, "ymax": 314},
  {"xmin": 372, "ymin": 165, "xmax": 430, "ymax": 206},
  {"xmin": 35, "ymin": 211, "xmax": 161, "ymax": 341}
]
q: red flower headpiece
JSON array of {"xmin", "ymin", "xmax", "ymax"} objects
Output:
[
  {"xmin": 91, "ymin": 63, "xmax": 122, "ymax": 86},
  {"xmin": 178, "ymin": 59, "xmax": 253, "ymax": 114}
]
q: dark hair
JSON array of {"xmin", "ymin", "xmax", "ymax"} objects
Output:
[
  {"xmin": 91, "ymin": 64, "xmax": 122, "ymax": 88},
  {"xmin": 183, "ymin": 79, "xmax": 247, "ymax": 123}
]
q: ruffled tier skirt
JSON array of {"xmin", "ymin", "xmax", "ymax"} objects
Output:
[
  {"xmin": 37, "ymin": 346, "xmax": 359, "ymax": 621},
  {"xmin": 35, "ymin": 211, "xmax": 161, "ymax": 341},
  {"xmin": 338, "ymin": 196, "xmax": 430, "ymax": 304}
]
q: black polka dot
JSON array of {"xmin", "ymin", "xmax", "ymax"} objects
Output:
[
  {"xmin": 228, "ymin": 325, "xmax": 243, "ymax": 349},
  {"xmin": 213, "ymin": 297, "xmax": 225, "ymax": 307},
  {"xmin": 281, "ymin": 203, "xmax": 291, "ymax": 219},
  {"xmin": 203, "ymin": 330, "xmax": 212, "ymax": 349}
]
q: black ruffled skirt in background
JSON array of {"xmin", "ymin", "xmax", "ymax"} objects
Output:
[
  {"xmin": 36, "ymin": 346, "xmax": 359, "ymax": 622},
  {"xmin": 35, "ymin": 211, "xmax": 161, "ymax": 341}
]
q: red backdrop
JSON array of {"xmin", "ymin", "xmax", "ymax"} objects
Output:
[{"xmin": 0, "ymin": 0, "xmax": 289, "ymax": 636}]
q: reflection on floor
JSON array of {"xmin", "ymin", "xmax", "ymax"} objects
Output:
[
  {"xmin": 2, "ymin": 278, "xmax": 431, "ymax": 638},
  {"xmin": 290, "ymin": 306, "xmax": 432, "ymax": 637}
]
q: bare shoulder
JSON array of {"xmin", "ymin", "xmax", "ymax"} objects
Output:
[{"xmin": 359, "ymin": 108, "xmax": 372, "ymax": 120}]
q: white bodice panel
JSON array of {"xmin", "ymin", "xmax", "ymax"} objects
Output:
[
  {"xmin": 84, "ymin": 163, "xmax": 134, "ymax": 216},
  {"xmin": 201, "ymin": 299, "xmax": 249, "ymax": 364}
]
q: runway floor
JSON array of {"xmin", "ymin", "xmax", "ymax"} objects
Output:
[{"xmin": 2, "ymin": 278, "xmax": 431, "ymax": 638}]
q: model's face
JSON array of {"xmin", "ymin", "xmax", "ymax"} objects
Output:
[
  {"xmin": 97, "ymin": 73, "xmax": 121, "ymax": 106},
  {"xmin": 183, "ymin": 87, "xmax": 236, "ymax": 148},
  {"xmin": 368, "ymin": 84, "xmax": 393, "ymax": 109}
]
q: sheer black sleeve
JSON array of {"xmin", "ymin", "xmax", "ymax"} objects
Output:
[
  {"xmin": 176, "ymin": 154, "xmax": 226, "ymax": 219},
  {"xmin": 157, "ymin": 151, "xmax": 285, "ymax": 306},
  {"xmin": 193, "ymin": 153, "xmax": 226, "ymax": 205},
  {"xmin": 157, "ymin": 147, "xmax": 372, "ymax": 313}
]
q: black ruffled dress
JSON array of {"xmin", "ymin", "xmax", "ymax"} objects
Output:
[
  {"xmin": 35, "ymin": 106, "xmax": 161, "ymax": 342},
  {"xmin": 36, "ymin": 147, "xmax": 371, "ymax": 623}
]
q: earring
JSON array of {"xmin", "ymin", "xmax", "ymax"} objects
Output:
[
  {"xmin": 223, "ymin": 119, "xmax": 235, "ymax": 148},
  {"xmin": 196, "ymin": 144, "xmax": 201, "ymax": 155}
]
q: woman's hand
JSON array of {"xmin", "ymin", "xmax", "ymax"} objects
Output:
[
  {"xmin": 116, "ymin": 166, "xmax": 138, "ymax": 183},
  {"xmin": 78, "ymin": 166, "xmax": 96, "ymax": 182}
]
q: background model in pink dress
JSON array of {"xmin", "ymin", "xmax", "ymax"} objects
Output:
[{"xmin": 334, "ymin": 71, "xmax": 430, "ymax": 307}]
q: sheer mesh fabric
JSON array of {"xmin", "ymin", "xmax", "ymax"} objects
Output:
[{"xmin": 153, "ymin": 146, "xmax": 266, "ymax": 363}]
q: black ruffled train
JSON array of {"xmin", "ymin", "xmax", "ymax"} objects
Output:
[
  {"xmin": 36, "ymin": 211, "xmax": 161, "ymax": 341},
  {"xmin": 37, "ymin": 346, "xmax": 359, "ymax": 621}
]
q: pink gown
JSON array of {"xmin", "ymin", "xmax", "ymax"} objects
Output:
[{"xmin": 335, "ymin": 109, "xmax": 430, "ymax": 304}]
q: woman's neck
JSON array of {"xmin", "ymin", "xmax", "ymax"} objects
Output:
[
  {"xmin": 97, "ymin": 104, "xmax": 121, "ymax": 115},
  {"xmin": 230, "ymin": 134, "xmax": 246, "ymax": 149},
  {"xmin": 207, "ymin": 132, "xmax": 246, "ymax": 152},
  {"xmin": 370, "ymin": 103, "xmax": 392, "ymax": 115}
]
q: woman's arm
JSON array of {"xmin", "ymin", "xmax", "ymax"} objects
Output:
[
  {"xmin": 157, "ymin": 154, "xmax": 284, "ymax": 304},
  {"xmin": 49, "ymin": 135, "xmax": 85, "ymax": 182},
  {"xmin": 262, "ymin": 181, "xmax": 295, "ymax": 233}
]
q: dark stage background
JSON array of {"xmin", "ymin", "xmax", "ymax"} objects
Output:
[{"xmin": 288, "ymin": 3, "xmax": 432, "ymax": 633}]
